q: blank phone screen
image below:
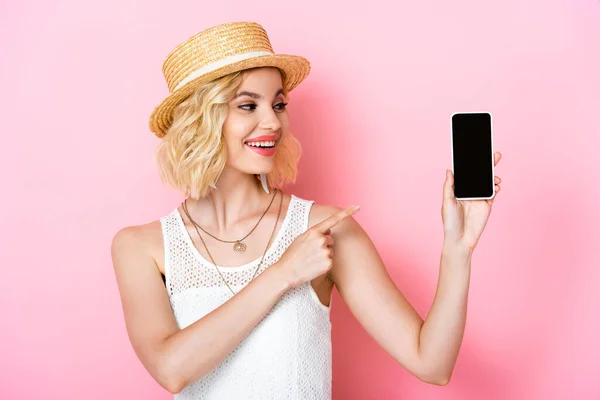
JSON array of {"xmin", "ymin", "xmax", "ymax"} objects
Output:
[{"xmin": 451, "ymin": 113, "xmax": 494, "ymax": 199}]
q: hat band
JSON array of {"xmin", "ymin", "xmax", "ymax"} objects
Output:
[{"xmin": 173, "ymin": 50, "xmax": 274, "ymax": 91}]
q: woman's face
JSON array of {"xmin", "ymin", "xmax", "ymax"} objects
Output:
[{"xmin": 223, "ymin": 67, "xmax": 289, "ymax": 174}]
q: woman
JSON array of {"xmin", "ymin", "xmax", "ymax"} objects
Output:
[{"xmin": 111, "ymin": 22, "xmax": 503, "ymax": 399}]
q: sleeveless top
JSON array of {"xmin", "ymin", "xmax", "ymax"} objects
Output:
[{"xmin": 159, "ymin": 194, "xmax": 332, "ymax": 399}]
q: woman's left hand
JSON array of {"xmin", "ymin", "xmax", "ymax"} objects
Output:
[{"xmin": 442, "ymin": 152, "xmax": 503, "ymax": 250}]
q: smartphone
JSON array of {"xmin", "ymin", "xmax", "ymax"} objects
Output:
[{"xmin": 451, "ymin": 112, "xmax": 495, "ymax": 200}]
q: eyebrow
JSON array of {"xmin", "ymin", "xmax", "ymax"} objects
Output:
[{"xmin": 234, "ymin": 88, "xmax": 285, "ymax": 100}]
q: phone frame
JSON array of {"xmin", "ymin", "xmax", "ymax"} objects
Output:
[{"xmin": 450, "ymin": 111, "xmax": 495, "ymax": 201}]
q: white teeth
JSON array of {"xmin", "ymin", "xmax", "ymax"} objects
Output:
[{"xmin": 246, "ymin": 141, "xmax": 276, "ymax": 147}]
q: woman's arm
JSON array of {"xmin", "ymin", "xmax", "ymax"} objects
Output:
[
  {"xmin": 317, "ymin": 204, "xmax": 469, "ymax": 386},
  {"xmin": 416, "ymin": 241, "xmax": 472, "ymax": 385},
  {"xmin": 111, "ymin": 225, "xmax": 291, "ymax": 394}
]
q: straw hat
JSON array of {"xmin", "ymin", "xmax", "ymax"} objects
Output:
[{"xmin": 148, "ymin": 21, "xmax": 311, "ymax": 138}]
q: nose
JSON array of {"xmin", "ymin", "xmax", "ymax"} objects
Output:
[{"xmin": 260, "ymin": 107, "xmax": 282, "ymax": 132}]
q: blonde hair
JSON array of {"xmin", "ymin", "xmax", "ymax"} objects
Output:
[{"xmin": 154, "ymin": 67, "xmax": 303, "ymax": 199}]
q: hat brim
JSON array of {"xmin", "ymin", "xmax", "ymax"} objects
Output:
[{"xmin": 148, "ymin": 54, "xmax": 310, "ymax": 138}]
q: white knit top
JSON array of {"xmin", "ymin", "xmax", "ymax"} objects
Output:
[{"xmin": 160, "ymin": 194, "xmax": 332, "ymax": 399}]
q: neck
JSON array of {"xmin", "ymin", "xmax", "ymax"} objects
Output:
[{"xmin": 184, "ymin": 167, "xmax": 274, "ymax": 236}]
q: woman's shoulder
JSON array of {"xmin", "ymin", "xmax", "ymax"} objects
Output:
[
  {"xmin": 111, "ymin": 218, "xmax": 165, "ymax": 273},
  {"xmin": 289, "ymin": 193, "xmax": 347, "ymax": 231}
]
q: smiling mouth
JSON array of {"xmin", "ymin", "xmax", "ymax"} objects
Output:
[
  {"xmin": 244, "ymin": 137, "xmax": 280, "ymax": 148},
  {"xmin": 245, "ymin": 142, "xmax": 276, "ymax": 149}
]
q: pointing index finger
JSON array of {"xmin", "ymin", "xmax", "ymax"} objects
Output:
[{"xmin": 314, "ymin": 205, "xmax": 360, "ymax": 233}]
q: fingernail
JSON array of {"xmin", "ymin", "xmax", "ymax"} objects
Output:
[{"xmin": 352, "ymin": 205, "xmax": 360, "ymax": 211}]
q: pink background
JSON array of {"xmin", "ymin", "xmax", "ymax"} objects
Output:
[{"xmin": 1, "ymin": 0, "xmax": 599, "ymax": 398}]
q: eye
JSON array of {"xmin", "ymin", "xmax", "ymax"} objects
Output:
[
  {"xmin": 238, "ymin": 104, "xmax": 256, "ymax": 111},
  {"xmin": 238, "ymin": 102, "xmax": 288, "ymax": 112},
  {"xmin": 275, "ymin": 102, "xmax": 288, "ymax": 111}
]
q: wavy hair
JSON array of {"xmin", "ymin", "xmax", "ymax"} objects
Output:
[{"xmin": 154, "ymin": 68, "xmax": 303, "ymax": 200}]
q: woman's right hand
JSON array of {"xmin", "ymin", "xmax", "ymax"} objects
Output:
[{"xmin": 275, "ymin": 205, "xmax": 360, "ymax": 289}]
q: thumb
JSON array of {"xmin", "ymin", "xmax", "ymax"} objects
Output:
[{"xmin": 444, "ymin": 169, "xmax": 455, "ymax": 200}]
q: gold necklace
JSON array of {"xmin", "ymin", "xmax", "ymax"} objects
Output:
[
  {"xmin": 181, "ymin": 190, "xmax": 283, "ymax": 295},
  {"xmin": 182, "ymin": 189, "xmax": 278, "ymax": 254}
]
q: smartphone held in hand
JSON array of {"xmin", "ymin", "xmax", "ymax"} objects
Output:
[{"xmin": 451, "ymin": 112, "xmax": 495, "ymax": 200}]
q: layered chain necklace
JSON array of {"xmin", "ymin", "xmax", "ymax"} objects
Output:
[
  {"xmin": 181, "ymin": 189, "xmax": 283, "ymax": 295},
  {"xmin": 184, "ymin": 188, "xmax": 278, "ymax": 254}
]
